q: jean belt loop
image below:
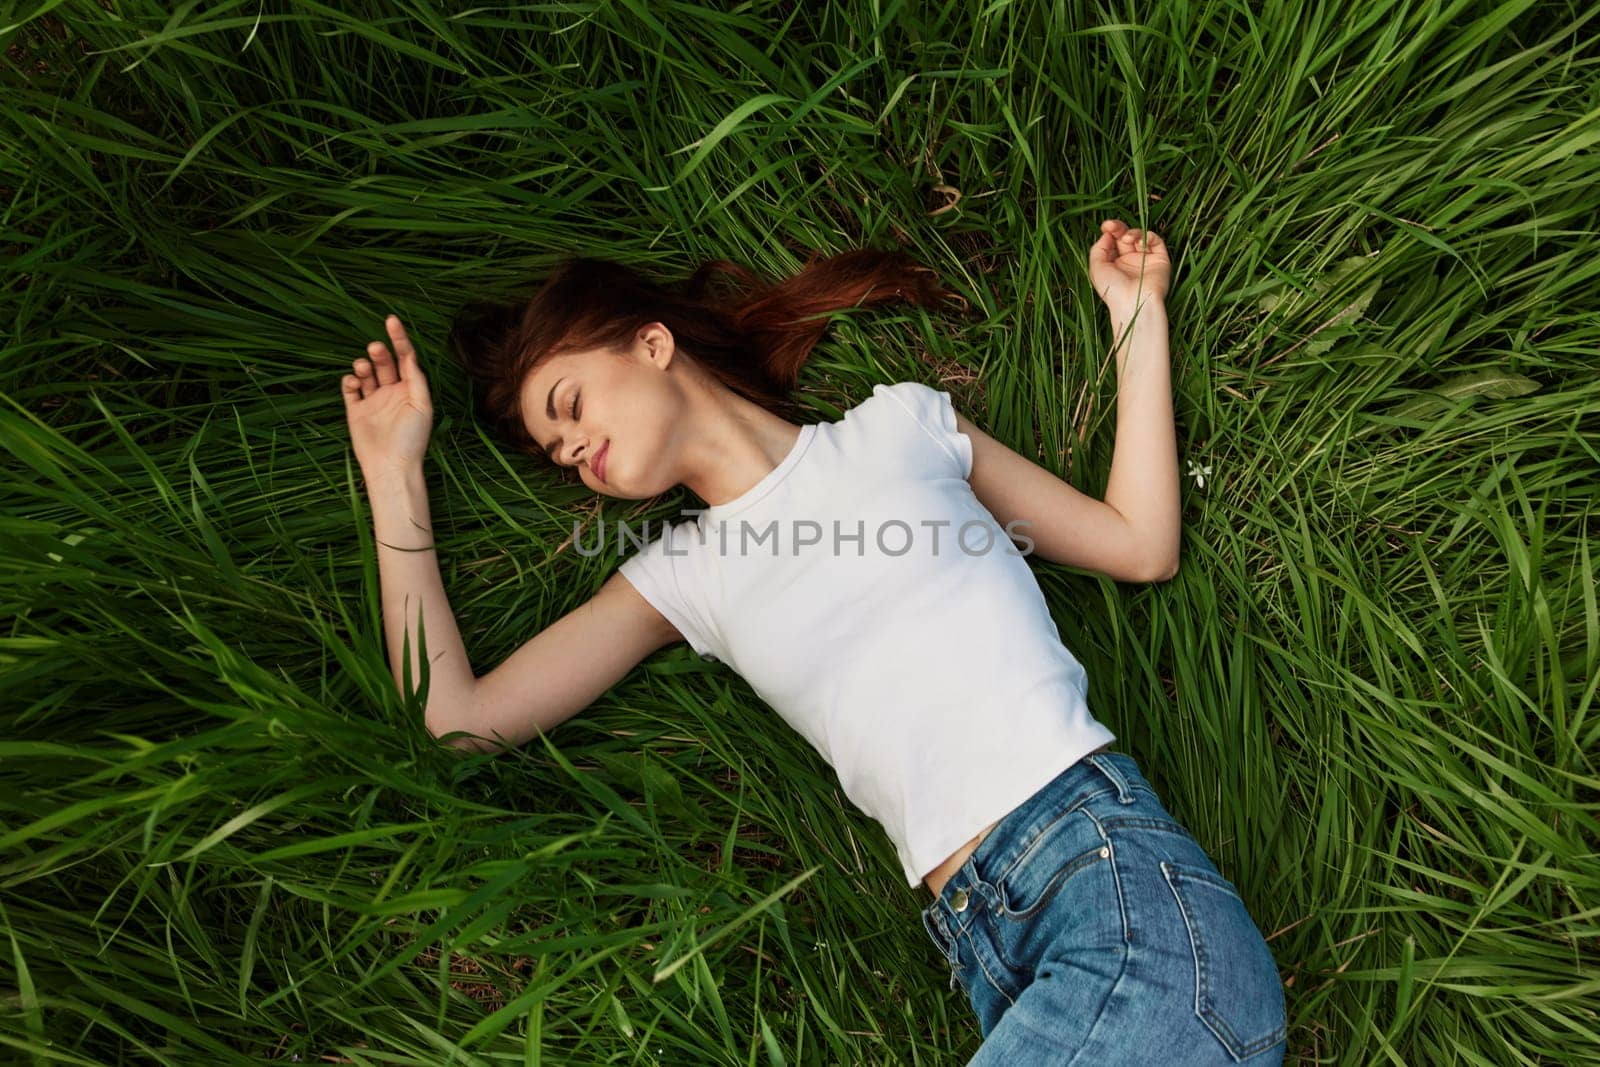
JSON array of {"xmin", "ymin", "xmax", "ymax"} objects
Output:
[
  {"xmin": 926, "ymin": 909, "xmax": 961, "ymax": 990},
  {"xmin": 921, "ymin": 907, "xmax": 943, "ymax": 953},
  {"xmin": 1087, "ymin": 752, "xmax": 1137, "ymax": 805}
]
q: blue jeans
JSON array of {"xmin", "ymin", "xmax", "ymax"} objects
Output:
[{"xmin": 920, "ymin": 750, "xmax": 1288, "ymax": 1064}]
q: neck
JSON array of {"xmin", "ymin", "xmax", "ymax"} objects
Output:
[{"xmin": 679, "ymin": 376, "xmax": 803, "ymax": 508}]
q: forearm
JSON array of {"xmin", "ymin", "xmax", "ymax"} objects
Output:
[
  {"xmin": 1100, "ymin": 300, "xmax": 1181, "ymax": 574},
  {"xmin": 364, "ymin": 465, "xmax": 477, "ymax": 734}
]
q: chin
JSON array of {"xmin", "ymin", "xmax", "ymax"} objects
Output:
[
  {"xmin": 592, "ymin": 474, "xmax": 664, "ymax": 502},
  {"xmin": 584, "ymin": 471, "xmax": 626, "ymax": 499}
]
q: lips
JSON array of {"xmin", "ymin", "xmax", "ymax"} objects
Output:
[{"xmin": 592, "ymin": 441, "xmax": 609, "ymax": 482}]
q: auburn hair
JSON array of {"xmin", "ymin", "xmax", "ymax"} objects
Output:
[{"xmin": 445, "ymin": 248, "xmax": 963, "ymax": 473}]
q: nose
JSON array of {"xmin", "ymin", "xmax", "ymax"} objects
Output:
[{"xmin": 563, "ymin": 436, "xmax": 589, "ymax": 468}]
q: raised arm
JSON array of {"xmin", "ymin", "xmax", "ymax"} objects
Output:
[
  {"xmin": 362, "ymin": 463, "xmax": 478, "ymax": 731},
  {"xmin": 362, "ymin": 466, "xmax": 683, "ymax": 753},
  {"xmin": 956, "ymin": 219, "xmax": 1179, "ymax": 583},
  {"xmin": 343, "ymin": 315, "xmax": 682, "ymax": 755}
]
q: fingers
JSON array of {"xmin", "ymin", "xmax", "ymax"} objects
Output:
[
  {"xmin": 1093, "ymin": 219, "xmax": 1166, "ymax": 260},
  {"xmin": 347, "ymin": 314, "xmax": 425, "ymax": 402},
  {"xmin": 385, "ymin": 314, "xmax": 421, "ymax": 375},
  {"xmin": 351, "ymin": 343, "xmax": 384, "ymax": 399},
  {"xmin": 361, "ymin": 334, "xmax": 400, "ymax": 389},
  {"xmin": 1115, "ymin": 226, "xmax": 1164, "ymax": 252}
]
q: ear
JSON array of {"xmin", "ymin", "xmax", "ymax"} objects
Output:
[{"xmin": 637, "ymin": 322, "xmax": 675, "ymax": 369}]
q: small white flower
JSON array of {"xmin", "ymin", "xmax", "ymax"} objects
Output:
[
  {"xmin": 813, "ymin": 939, "xmax": 828, "ymax": 952},
  {"xmin": 1186, "ymin": 459, "xmax": 1213, "ymax": 489}
]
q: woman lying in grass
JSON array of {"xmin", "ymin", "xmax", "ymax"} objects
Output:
[{"xmin": 339, "ymin": 219, "xmax": 1287, "ymax": 1063}]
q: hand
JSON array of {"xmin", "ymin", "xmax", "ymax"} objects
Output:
[
  {"xmin": 1088, "ymin": 219, "xmax": 1171, "ymax": 313},
  {"xmin": 341, "ymin": 314, "xmax": 434, "ymax": 480}
]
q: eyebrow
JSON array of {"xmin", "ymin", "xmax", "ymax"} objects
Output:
[{"xmin": 541, "ymin": 376, "xmax": 566, "ymax": 456}]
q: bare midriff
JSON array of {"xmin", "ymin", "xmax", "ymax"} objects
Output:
[
  {"xmin": 922, "ymin": 743, "xmax": 1114, "ymax": 901},
  {"xmin": 923, "ymin": 819, "xmax": 1001, "ymax": 900}
]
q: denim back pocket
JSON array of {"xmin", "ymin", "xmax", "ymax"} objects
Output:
[{"xmin": 1160, "ymin": 860, "xmax": 1288, "ymax": 1060}]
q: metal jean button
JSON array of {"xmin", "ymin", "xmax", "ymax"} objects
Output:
[{"xmin": 950, "ymin": 887, "xmax": 969, "ymax": 912}]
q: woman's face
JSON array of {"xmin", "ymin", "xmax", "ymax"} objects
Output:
[{"xmin": 519, "ymin": 323, "xmax": 688, "ymax": 499}]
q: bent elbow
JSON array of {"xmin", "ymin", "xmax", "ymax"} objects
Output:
[
  {"xmin": 427, "ymin": 717, "xmax": 496, "ymax": 754},
  {"xmin": 425, "ymin": 716, "xmax": 459, "ymax": 746},
  {"xmin": 1147, "ymin": 556, "xmax": 1180, "ymax": 583},
  {"xmin": 441, "ymin": 731, "xmax": 505, "ymax": 755},
  {"xmin": 437, "ymin": 730, "xmax": 477, "ymax": 752}
]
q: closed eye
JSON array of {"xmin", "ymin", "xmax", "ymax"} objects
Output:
[
  {"xmin": 541, "ymin": 387, "xmax": 583, "ymax": 465},
  {"xmin": 548, "ymin": 389, "xmax": 581, "ymax": 468},
  {"xmin": 562, "ymin": 390, "xmax": 581, "ymax": 465}
]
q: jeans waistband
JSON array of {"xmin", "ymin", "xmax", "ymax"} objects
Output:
[{"xmin": 923, "ymin": 749, "xmax": 1154, "ymax": 939}]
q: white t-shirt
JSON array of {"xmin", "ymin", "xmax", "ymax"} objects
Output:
[{"xmin": 617, "ymin": 381, "xmax": 1116, "ymax": 887}]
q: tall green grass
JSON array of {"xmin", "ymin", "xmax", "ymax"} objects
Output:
[{"xmin": 3, "ymin": 2, "xmax": 1596, "ymax": 1063}]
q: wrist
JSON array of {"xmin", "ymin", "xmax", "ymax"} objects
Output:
[
  {"xmin": 363, "ymin": 462, "xmax": 425, "ymax": 493},
  {"xmin": 1104, "ymin": 294, "xmax": 1166, "ymax": 322},
  {"xmin": 365, "ymin": 465, "xmax": 435, "ymax": 548}
]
